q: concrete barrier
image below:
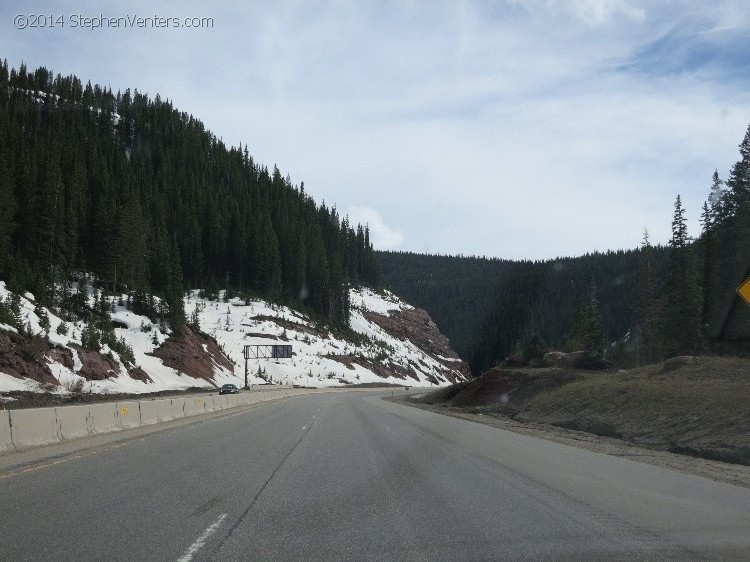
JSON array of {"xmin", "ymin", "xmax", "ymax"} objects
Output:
[
  {"xmin": 215, "ymin": 395, "xmax": 228, "ymax": 410},
  {"xmin": 116, "ymin": 401, "xmax": 141, "ymax": 429},
  {"xmin": 88, "ymin": 403, "xmax": 119, "ymax": 435},
  {"xmin": 0, "ymin": 410, "xmax": 15, "ymax": 453},
  {"xmin": 139, "ymin": 400, "xmax": 159, "ymax": 426},
  {"xmin": 155, "ymin": 399, "xmax": 175, "ymax": 423},
  {"xmin": 203, "ymin": 395, "xmax": 217, "ymax": 413},
  {"xmin": 184, "ymin": 397, "xmax": 205, "ymax": 417},
  {"xmin": 170, "ymin": 398, "xmax": 186, "ymax": 419},
  {"xmin": 56, "ymin": 405, "xmax": 91, "ymax": 440},
  {"xmin": 9, "ymin": 407, "xmax": 60, "ymax": 449},
  {"xmin": 0, "ymin": 386, "xmax": 387, "ymax": 454}
]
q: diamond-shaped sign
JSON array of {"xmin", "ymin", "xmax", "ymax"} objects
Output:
[{"xmin": 737, "ymin": 278, "xmax": 750, "ymax": 307}]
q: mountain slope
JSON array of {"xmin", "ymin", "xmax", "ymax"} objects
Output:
[
  {"xmin": 0, "ymin": 282, "xmax": 467, "ymax": 396},
  {"xmin": 379, "ymin": 248, "xmax": 670, "ymax": 372}
]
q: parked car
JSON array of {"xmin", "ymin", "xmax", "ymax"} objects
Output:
[{"xmin": 219, "ymin": 383, "xmax": 239, "ymax": 395}]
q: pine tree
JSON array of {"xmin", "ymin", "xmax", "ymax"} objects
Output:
[
  {"xmin": 707, "ymin": 170, "xmax": 727, "ymax": 227},
  {"xmin": 726, "ymin": 127, "xmax": 750, "ymax": 215},
  {"xmin": 662, "ymin": 195, "xmax": 703, "ymax": 357},
  {"xmin": 635, "ymin": 230, "xmax": 660, "ymax": 364},
  {"xmin": 571, "ymin": 279, "xmax": 605, "ymax": 360}
]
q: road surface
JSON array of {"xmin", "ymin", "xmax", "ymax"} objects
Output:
[{"xmin": 0, "ymin": 392, "xmax": 748, "ymax": 560}]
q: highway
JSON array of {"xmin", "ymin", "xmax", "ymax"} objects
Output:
[{"xmin": 0, "ymin": 391, "xmax": 748, "ymax": 560}]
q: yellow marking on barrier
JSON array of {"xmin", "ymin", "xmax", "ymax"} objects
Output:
[{"xmin": 120, "ymin": 406, "xmax": 128, "ymax": 415}]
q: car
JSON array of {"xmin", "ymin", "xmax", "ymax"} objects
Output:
[{"xmin": 218, "ymin": 383, "xmax": 239, "ymax": 395}]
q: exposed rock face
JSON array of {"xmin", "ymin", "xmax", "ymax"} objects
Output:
[
  {"xmin": 70, "ymin": 345, "xmax": 121, "ymax": 380},
  {"xmin": 0, "ymin": 331, "xmax": 60, "ymax": 385},
  {"xmin": 150, "ymin": 325, "xmax": 235, "ymax": 384},
  {"xmin": 363, "ymin": 307, "xmax": 470, "ymax": 383},
  {"xmin": 0, "ymin": 330, "xmax": 134, "ymax": 385}
]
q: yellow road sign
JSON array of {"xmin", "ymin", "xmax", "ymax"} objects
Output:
[{"xmin": 737, "ymin": 278, "xmax": 750, "ymax": 307}]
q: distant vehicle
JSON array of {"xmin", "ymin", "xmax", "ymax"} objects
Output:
[{"xmin": 219, "ymin": 384, "xmax": 239, "ymax": 395}]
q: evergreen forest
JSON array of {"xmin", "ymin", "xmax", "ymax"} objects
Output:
[{"xmin": 0, "ymin": 62, "xmax": 380, "ymax": 332}]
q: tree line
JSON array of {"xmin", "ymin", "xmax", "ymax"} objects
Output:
[
  {"xmin": 381, "ymin": 124, "xmax": 750, "ymax": 374},
  {"xmin": 0, "ymin": 62, "xmax": 380, "ymax": 332}
]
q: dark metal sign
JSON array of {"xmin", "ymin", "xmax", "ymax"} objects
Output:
[{"xmin": 272, "ymin": 345, "xmax": 292, "ymax": 359}]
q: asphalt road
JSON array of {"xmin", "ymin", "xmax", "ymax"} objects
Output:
[{"xmin": 0, "ymin": 392, "xmax": 749, "ymax": 561}]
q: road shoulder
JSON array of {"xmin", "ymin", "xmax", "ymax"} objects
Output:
[{"xmin": 389, "ymin": 395, "xmax": 750, "ymax": 490}]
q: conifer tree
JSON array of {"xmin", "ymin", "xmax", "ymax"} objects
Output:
[
  {"xmin": 635, "ymin": 230, "xmax": 660, "ymax": 364},
  {"xmin": 662, "ymin": 195, "xmax": 703, "ymax": 356}
]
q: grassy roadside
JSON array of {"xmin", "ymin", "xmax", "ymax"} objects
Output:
[{"xmin": 405, "ymin": 357, "xmax": 750, "ymax": 466}]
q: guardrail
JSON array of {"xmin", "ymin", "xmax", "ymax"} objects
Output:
[{"xmin": 0, "ymin": 387, "xmax": 403, "ymax": 454}]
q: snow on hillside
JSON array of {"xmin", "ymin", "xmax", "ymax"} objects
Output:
[
  {"xmin": 0, "ymin": 281, "xmax": 205, "ymax": 394},
  {"xmin": 0, "ymin": 282, "xmax": 465, "ymax": 394},
  {"xmin": 186, "ymin": 287, "xmax": 463, "ymax": 388}
]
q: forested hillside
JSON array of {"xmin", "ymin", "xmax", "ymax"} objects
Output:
[
  {"xmin": 379, "ymin": 248, "xmax": 670, "ymax": 372},
  {"xmin": 383, "ymin": 125, "xmax": 750, "ymax": 375},
  {"xmin": 0, "ymin": 62, "xmax": 379, "ymax": 331},
  {"xmin": 376, "ymin": 253, "xmax": 512, "ymax": 361}
]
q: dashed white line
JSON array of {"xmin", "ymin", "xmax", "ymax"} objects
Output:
[{"xmin": 177, "ymin": 513, "xmax": 227, "ymax": 562}]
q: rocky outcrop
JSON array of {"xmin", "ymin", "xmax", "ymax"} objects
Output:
[
  {"xmin": 0, "ymin": 331, "xmax": 60, "ymax": 386},
  {"xmin": 70, "ymin": 345, "xmax": 121, "ymax": 380},
  {"xmin": 363, "ymin": 306, "xmax": 470, "ymax": 383},
  {"xmin": 0, "ymin": 330, "xmax": 139, "ymax": 385},
  {"xmin": 150, "ymin": 325, "xmax": 234, "ymax": 384}
]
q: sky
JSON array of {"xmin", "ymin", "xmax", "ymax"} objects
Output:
[{"xmin": 3, "ymin": 0, "xmax": 750, "ymax": 260}]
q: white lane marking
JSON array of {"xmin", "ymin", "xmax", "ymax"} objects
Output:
[{"xmin": 177, "ymin": 513, "xmax": 227, "ymax": 562}]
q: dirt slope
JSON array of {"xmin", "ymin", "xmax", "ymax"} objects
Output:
[{"xmin": 417, "ymin": 357, "xmax": 750, "ymax": 465}]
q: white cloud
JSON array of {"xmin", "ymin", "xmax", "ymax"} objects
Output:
[{"xmin": 346, "ymin": 206, "xmax": 404, "ymax": 250}]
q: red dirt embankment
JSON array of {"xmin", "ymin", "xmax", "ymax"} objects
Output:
[
  {"xmin": 150, "ymin": 325, "xmax": 234, "ymax": 384},
  {"xmin": 363, "ymin": 306, "xmax": 470, "ymax": 383}
]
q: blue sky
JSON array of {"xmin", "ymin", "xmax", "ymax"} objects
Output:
[{"xmin": 3, "ymin": 0, "xmax": 750, "ymax": 259}]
